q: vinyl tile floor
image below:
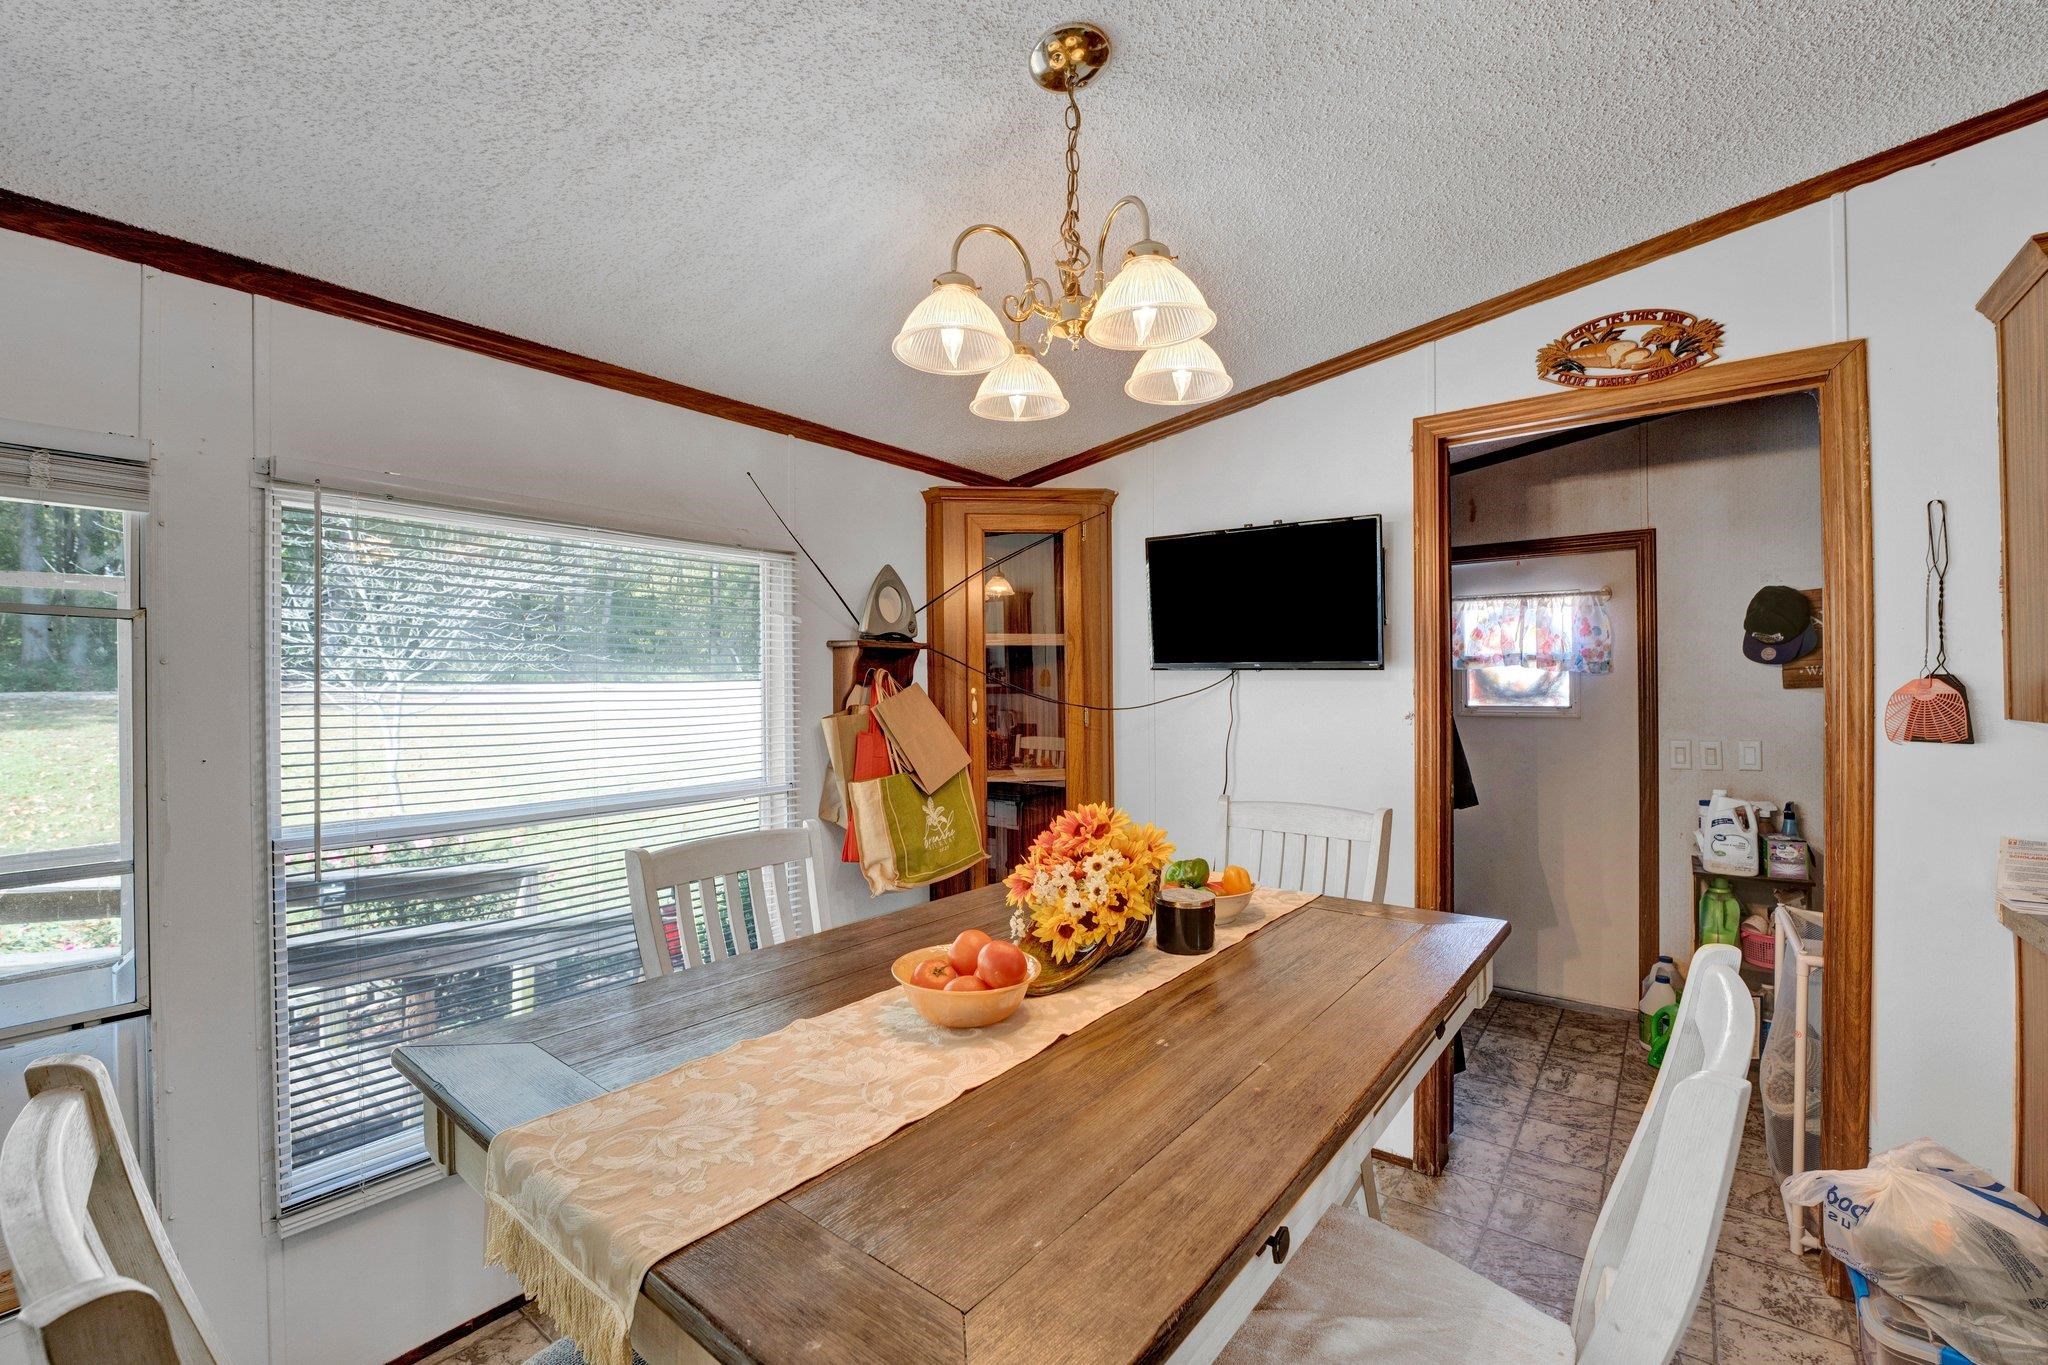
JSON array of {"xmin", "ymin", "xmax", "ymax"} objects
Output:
[{"xmin": 430, "ymin": 995, "xmax": 1846, "ymax": 1365}]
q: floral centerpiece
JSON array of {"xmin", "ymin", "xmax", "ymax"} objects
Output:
[{"xmin": 1003, "ymin": 803, "xmax": 1174, "ymax": 994}]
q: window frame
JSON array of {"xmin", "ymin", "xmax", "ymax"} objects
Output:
[
  {"xmin": 0, "ymin": 495, "xmax": 150, "ymax": 1046},
  {"xmin": 261, "ymin": 486, "xmax": 802, "ymax": 1226}
]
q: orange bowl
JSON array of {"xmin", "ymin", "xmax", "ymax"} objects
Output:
[{"xmin": 891, "ymin": 945, "xmax": 1039, "ymax": 1028}]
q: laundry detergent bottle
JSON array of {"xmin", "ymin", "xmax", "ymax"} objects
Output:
[
  {"xmin": 1698, "ymin": 876, "xmax": 1742, "ymax": 947},
  {"xmin": 1638, "ymin": 965, "xmax": 1678, "ymax": 1048},
  {"xmin": 1695, "ymin": 790, "xmax": 1764, "ymax": 876}
]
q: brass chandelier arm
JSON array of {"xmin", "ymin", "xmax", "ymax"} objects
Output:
[
  {"xmin": 1092, "ymin": 195, "xmax": 1155, "ymax": 292},
  {"xmin": 947, "ymin": 222, "xmax": 1059, "ymax": 327}
]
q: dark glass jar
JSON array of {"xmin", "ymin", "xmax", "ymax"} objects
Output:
[{"xmin": 1155, "ymin": 886, "xmax": 1217, "ymax": 955}]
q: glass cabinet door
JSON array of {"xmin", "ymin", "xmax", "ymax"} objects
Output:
[
  {"xmin": 977, "ymin": 529, "xmax": 1071, "ymax": 878},
  {"xmin": 925, "ymin": 487, "xmax": 1112, "ymax": 896}
]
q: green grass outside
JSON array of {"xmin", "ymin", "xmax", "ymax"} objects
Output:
[
  {"xmin": 0, "ymin": 693, "xmax": 120, "ymax": 856},
  {"xmin": 0, "ymin": 693, "xmax": 122, "ymax": 954}
]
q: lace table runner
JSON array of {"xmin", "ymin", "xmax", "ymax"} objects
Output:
[{"xmin": 485, "ymin": 887, "xmax": 1317, "ymax": 1365}]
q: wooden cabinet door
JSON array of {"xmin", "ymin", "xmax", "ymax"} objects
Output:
[{"xmin": 924, "ymin": 489, "xmax": 1113, "ymax": 890}]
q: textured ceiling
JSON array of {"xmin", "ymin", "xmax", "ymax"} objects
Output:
[{"xmin": 3, "ymin": 4, "xmax": 2045, "ymax": 479}]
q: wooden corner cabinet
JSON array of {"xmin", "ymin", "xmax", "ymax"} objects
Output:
[
  {"xmin": 1978, "ymin": 233, "xmax": 2048, "ymax": 723},
  {"xmin": 924, "ymin": 487, "xmax": 1115, "ymax": 890}
]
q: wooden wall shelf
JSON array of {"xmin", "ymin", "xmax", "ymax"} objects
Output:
[{"xmin": 827, "ymin": 638, "xmax": 926, "ymax": 707}]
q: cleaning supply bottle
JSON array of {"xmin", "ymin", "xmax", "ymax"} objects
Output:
[
  {"xmin": 1780, "ymin": 801, "xmax": 1802, "ymax": 840},
  {"xmin": 1696, "ymin": 790, "xmax": 1764, "ymax": 875},
  {"xmin": 1641, "ymin": 954, "xmax": 1677, "ymax": 1001},
  {"xmin": 1638, "ymin": 965, "xmax": 1678, "ymax": 1048},
  {"xmin": 1698, "ymin": 876, "xmax": 1742, "ymax": 947}
]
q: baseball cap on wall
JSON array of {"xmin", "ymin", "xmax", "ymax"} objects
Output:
[{"xmin": 1743, "ymin": 585, "xmax": 1819, "ymax": 665}]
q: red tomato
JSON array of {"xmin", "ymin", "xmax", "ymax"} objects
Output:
[
  {"xmin": 976, "ymin": 940, "xmax": 1028, "ymax": 989},
  {"xmin": 942, "ymin": 974, "xmax": 990, "ymax": 992},
  {"xmin": 948, "ymin": 928, "xmax": 994, "ymax": 977},
  {"xmin": 909, "ymin": 958, "xmax": 957, "ymax": 990}
]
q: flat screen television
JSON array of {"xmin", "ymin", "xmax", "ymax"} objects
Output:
[{"xmin": 1147, "ymin": 515, "xmax": 1384, "ymax": 670}]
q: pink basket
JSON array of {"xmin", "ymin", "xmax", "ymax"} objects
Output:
[{"xmin": 1739, "ymin": 922, "xmax": 1775, "ymax": 971}]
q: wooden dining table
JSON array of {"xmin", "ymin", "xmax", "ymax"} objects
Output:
[{"xmin": 392, "ymin": 884, "xmax": 1505, "ymax": 1365}]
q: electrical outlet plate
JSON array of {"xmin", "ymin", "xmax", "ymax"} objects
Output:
[
  {"xmin": 1669, "ymin": 740, "xmax": 1692, "ymax": 770},
  {"xmin": 1700, "ymin": 740, "xmax": 1724, "ymax": 771},
  {"xmin": 1737, "ymin": 740, "xmax": 1762, "ymax": 771}
]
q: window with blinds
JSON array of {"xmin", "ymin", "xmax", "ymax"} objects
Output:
[{"xmin": 266, "ymin": 491, "xmax": 799, "ymax": 1213}]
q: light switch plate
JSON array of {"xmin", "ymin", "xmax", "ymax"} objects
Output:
[
  {"xmin": 1737, "ymin": 740, "xmax": 1762, "ymax": 771},
  {"xmin": 1700, "ymin": 740, "xmax": 1724, "ymax": 771},
  {"xmin": 1670, "ymin": 740, "xmax": 1693, "ymax": 770}
]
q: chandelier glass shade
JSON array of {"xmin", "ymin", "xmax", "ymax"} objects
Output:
[
  {"xmin": 890, "ymin": 276, "xmax": 1011, "ymax": 375},
  {"xmin": 971, "ymin": 345, "xmax": 1069, "ymax": 422},
  {"xmin": 891, "ymin": 23, "xmax": 1228, "ymax": 424},
  {"xmin": 1084, "ymin": 250, "xmax": 1216, "ymax": 351},
  {"xmin": 1125, "ymin": 337, "xmax": 1233, "ymax": 406}
]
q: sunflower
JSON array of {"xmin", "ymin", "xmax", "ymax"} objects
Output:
[{"xmin": 1031, "ymin": 907, "xmax": 1087, "ymax": 962}]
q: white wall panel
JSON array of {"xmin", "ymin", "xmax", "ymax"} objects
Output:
[
  {"xmin": 1433, "ymin": 201, "xmax": 1842, "ymax": 416},
  {"xmin": 1069, "ymin": 353, "xmax": 1427, "ymax": 906},
  {"xmin": 1845, "ymin": 118, "xmax": 2048, "ymax": 1161},
  {"xmin": 0, "ymin": 232, "xmax": 141, "ymax": 438},
  {"xmin": 138, "ymin": 268, "xmax": 272, "ymax": 1364}
]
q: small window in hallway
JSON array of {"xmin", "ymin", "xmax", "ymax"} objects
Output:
[{"xmin": 1460, "ymin": 664, "xmax": 1575, "ymax": 714}]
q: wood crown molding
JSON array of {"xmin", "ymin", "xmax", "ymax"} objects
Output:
[
  {"xmin": 7, "ymin": 85, "xmax": 2042, "ymax": 492},
  {"xmin": 0, "ymin": 188, "xmax": 1006, "ymax": 488},
  {"xmin": 1977, "ymin": 232, "xmax": 2048, "ymax": 322},
  {"xmin": 1013, "ymin": 86, "xmax": 2048, "ymax": 486}
]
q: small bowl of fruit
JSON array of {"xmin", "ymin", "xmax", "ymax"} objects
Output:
[
  {"xmin": 892, "ymin": 929, "xmax": 1038, "ymax": 1029},
  {"xmin": 1164, "ymin": 858, "xmax": 1255, "ymax": 923}
]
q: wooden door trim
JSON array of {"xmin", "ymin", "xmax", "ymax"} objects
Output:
[
  {"xmin": 1450, "ymin": 529, "xmax": 1660, "ymax": 984},
  {"xmin": 1412, "ymin": 343, "xmax": 1873, "ymax": 1287}
]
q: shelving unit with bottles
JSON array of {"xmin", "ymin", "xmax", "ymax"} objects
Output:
[{"xmin": 924, "ymin": 487, "xmax": 1115, "ymax": 892}]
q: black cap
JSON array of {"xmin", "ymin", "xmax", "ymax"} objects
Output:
[{"xmin": 1744, "ymin": 586, "xmax": 1818, "ymax": 665}]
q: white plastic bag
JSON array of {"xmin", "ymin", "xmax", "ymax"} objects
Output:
[{"xmin": 1782, "ymin": 1139, "xmax": 2048, "ymax": 1363}]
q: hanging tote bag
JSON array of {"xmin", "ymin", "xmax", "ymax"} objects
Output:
[
  {"xmin": 1885, "ymin": 501, "xmax": 1974, "ymax": 744},
  {"xmin": 838, "ymin": 672, "xmax": 902, "ymax": 864},
  {"xmin": 847, "ymin": 766, "xmax": 986, "ymax": 893}
]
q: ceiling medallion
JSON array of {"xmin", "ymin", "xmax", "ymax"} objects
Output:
[
  {"xmin": 891, "ymin": 22, "xmax": 1231, "ymax": 423},
  {"xmin": 1536, "ymin": 309, "xmax": 1725, "ymax": 388}
]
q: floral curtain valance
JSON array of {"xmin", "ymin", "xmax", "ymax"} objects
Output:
[{"xmin": 1452, "ymin": 591, "xmax": 1614, "ymax": 674}]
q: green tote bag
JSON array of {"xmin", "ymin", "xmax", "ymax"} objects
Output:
[{"xmin": 848, "ymin": 767, "xmax": 986, "ymax": 892}]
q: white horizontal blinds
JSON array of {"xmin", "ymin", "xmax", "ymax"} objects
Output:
[
  {"xmin": 0, "ymin": 443, "xmax": 151, "ymax": 513},
  {"xmin": 267, "ymin": 490, "xmax": 800, "ymax": 1211}
]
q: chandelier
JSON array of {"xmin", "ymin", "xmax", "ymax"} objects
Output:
[{"xmin": 891, "ymin": 23, "xmax": 1231, "ymax": 423}]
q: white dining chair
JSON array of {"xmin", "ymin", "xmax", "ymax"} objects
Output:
[
  {"xmin": 0, "ymin": 1055, "xmax": 226, "ymax": 1364},
  {"xmin": 1217, "ymin": 944, "xmax": 1754, "ymax": 1365},
  {"xmin": 1223, "ymin": 798, "xmax": 1393, "ymax": 903},
  {"xmin": 0, "ymin": 1055, "xmax": 633, "ymax": 1365},
  {"xmin": 625, "ymin": 821, "xmax": 834, "ymax": 978}
]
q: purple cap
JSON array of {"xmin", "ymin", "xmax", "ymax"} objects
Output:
[{"xmin": 1743, "ymin": 621, "xmax": 1819, "ymax": 665}]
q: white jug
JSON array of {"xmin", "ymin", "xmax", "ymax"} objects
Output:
[{"xmin": 1695, "ymin": 790, "xmax": 1764, "ymax": 876}]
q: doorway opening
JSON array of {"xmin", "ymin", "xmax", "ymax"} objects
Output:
[
  {"xmin": 1451, "ymin": 530, "xmax": 1658, "ymax": 1011},
  {"xmin": 1408, "ymin": 344, "xmax": 1873, "ymax": 1293}
]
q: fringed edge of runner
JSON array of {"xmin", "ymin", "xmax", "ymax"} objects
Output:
[{"xmin": 486, "ymin": 1194, "xmax": 634, "ymax": 1365}]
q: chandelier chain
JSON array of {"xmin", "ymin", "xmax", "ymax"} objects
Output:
[{"xmin": 1057, "ymin": 89, "xmax": 1090, "ymax": 294}]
